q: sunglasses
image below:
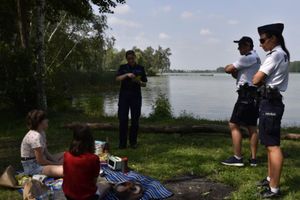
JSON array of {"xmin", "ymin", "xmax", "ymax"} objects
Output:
[{"xmin": 259, "ymin": 37, "xmax": 269, "ymax": 44}]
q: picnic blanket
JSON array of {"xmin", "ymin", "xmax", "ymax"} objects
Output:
[{"xmin": 18, "ymin": 166, "xmax": 173, "ymax": 200}]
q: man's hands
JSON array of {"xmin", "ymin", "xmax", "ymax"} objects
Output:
[
  {"xmin": 225, "ymin": 64, "xmax": 238, "ymax": 79},
  {"xmin": 231, "ymin": 70, "xmax": 238, "ymax": 79},
  {"xmin": 116, "ymin": 73, "xmax": 146, "ymax": 87},
  {"xmin": 116, "ymin": 73, "xmax": 135, "ymax": 81},
  {"xmin": 127, "ymin": 73, "xmax": 136, "ymax": 79}
]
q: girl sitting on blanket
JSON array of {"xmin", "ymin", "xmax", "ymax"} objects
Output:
[
  {"xmin": 63, "ymin": 125, "xmax": 100, "ymax": 200},
  {"xmin": 20, "ymin": 110, "xmax": 63, "ymax": 177}
]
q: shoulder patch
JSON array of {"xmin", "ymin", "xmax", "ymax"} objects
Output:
[{"xmin": 267, "ymin": 50, "xmax": 277, "ymax": 56}]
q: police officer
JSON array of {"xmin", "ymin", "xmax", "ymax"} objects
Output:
[
  {"xmin": 116, "ymin": 50, "xmax": 147, "ymax": 149},
  {"xmin": 222, "ymin": 36, "xmax": 261, "ymax": 167},
  {"xmin": 253, "ymin": 23, "xmax": 289, "ymax": 198}
]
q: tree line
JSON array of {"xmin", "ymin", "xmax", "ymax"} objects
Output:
[
  {"xmin": 289, "ymin": 61, "xmax": 300, "ymax": 72},
  {"xmin": 168, "ymin": 62, "xmax": 300, "ymax": 73},
  {"xmin": 0, "ymin": 0, "xmax": 171, "ymax": 113},
  {"xmin": 104, "ymin": 45, "xmax": 172, "ymax": 75}
]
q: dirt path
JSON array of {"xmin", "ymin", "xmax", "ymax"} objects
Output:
[{"xmin": 164, "ymin": 175, "xmax": 233, "ymax": 200}]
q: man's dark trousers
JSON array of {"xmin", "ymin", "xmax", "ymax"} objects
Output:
[{"xmin": 118, "ymin": 91, "xmax": 142, "ymax": 148}]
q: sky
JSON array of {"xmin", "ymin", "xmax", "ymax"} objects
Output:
[{"xmin": 93, "ymin": 0, "xmax": 300, "ymax": 70}]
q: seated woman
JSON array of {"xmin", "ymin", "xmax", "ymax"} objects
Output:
[
  {"xmin": 20, "ymin": 110, "xmax": 63, "ymax": 177},
  {"xmin": 63, "ymin": 125, "xmax": 100, "ymax": 200}
]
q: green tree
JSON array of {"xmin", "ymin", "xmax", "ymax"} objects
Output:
[
  {"xmin": 0, "ymin": 0, "xmax": 125, "ymax": 113},
  {"xmin": 289, "ymin": 61, "xmax": 300, "ymax": 72}
]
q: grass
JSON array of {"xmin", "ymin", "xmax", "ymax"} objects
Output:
[{"xmin": 0, "ymin": 111, "xmax": 299, "ymax": 200}]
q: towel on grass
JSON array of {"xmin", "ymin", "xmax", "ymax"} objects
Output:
[{"xmin": 18, "ymin": 167, "xmax": 173, "ymax": 200}]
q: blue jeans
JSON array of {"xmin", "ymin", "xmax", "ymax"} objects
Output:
[{"xmin": 21, "ymin": 159, "xmax": 43, "ymax": 175}]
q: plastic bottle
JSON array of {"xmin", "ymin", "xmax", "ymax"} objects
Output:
[{"xmin": 122, "ymin": 157, "xmax": 128, "ymax": 173}]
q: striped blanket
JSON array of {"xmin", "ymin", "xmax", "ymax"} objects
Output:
[
  {"xmin": 18, "ymin": 167, "xmax": 173, "ymax": 200},
  {"xmin": 102, "ymin": 166, "xmax": 173, "ymax": 200}
]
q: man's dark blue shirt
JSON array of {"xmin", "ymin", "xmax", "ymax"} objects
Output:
[{"xmin": 116, "ymin": 64, "xmax": 147, "ymax": 95}]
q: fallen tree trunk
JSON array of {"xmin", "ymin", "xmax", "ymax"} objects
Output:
[
  {"xmin": 282, "ymin": 133, "xmax": 300, "ymax": 140},
  {"xmin": 63, "ymin": 122, "xmax": 300, "ymax": 140},
  {"xmin": 64, "ymin": 122, "xmax": 231, "ymax": 135}
]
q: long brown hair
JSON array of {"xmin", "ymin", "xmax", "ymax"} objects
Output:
[
  {"xmin": 26, "ymin": 110, "xmax": 47, "ymax": 130},
  {"xmin": 69, "ymin": 125, "xmax": 95, "ymax": 156}
]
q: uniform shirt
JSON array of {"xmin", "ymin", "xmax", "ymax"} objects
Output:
[
  {"xmin": 116, "ymin": 64, "xmax": 147, "ymax": 94},
  {"xmin": 63, "ymin": 152, "xmax": 100, "ymax": 200},
  {"xmin": 259, "ymin": 45, "xmax": 289, "ymax": 92},
  {"xmin": 21, "ymin": 130, "xmax": 47, "ymax": 158},
  {"xmin": 233, "ymin": 50, "xmax": 261, "ymax": 88}
]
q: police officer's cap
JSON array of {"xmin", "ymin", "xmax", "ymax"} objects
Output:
[
  {"xmin": 258, "ymin": 23, "xmax": 284, "ymax": 36},
  {"xmin": 233, "ymin": 36, "xmax": 253, "ymax": 46}
]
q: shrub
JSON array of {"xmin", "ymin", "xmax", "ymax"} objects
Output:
[{"xmin": 149, "ymin": 94, "xmax": 172, "ymax": 120}]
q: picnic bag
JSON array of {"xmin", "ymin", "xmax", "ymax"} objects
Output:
[
  {"xmin": 23, "ymin": 179, "xmax": 48, "ymax": 200},
  {"xmin": 0, "ymin": 165, "xmax": 22, "ymax": 189}
]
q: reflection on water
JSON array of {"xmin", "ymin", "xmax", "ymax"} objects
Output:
[{"xmin": 73, "ymin": 73, "xmax": 300, "ymax": 126}]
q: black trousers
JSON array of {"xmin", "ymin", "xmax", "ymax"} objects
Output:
[
  {"xmin": 118, "ymin": 92, "xmax": 142, "ymax": 147},
  {"xmin": 229, "ymin": 95, "xmax": 259, "ymax": 126},
  {"xmin": 259, "ymin": 99, "xmax": 284, "ymax": 146}
]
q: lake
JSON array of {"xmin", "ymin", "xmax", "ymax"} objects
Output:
[{"xmin": 73, "ymin": 73, "xmax": 300, "ymax": 127}]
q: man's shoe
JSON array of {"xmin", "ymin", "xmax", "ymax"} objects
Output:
[
  {"xmin": 221, "ymin": 156, "xmax": 244, "ymax": 167},
  {"xmin": 261, "ymin": 188, "xmax": 281, "ymax": 199},
  {"xmin": 257, "ymin": 178, "xmax": 270, "ymax": 187},
  {"xmin": 249, "ymin": 158, "xmax": 258, "ymax": 167}
]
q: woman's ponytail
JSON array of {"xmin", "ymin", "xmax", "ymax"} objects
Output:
[{"xmin": 278, "ymin": 34, "xmax": 290, "ymax": 62}]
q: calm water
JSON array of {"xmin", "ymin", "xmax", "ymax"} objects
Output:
[{"xmin": 74, "ymin": 73, "xmax": 300, "ymax": 127}]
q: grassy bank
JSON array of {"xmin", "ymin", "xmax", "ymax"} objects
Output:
[{"xmin": 0, "ymin": 111, "xmax": 299, "ymax": 200}]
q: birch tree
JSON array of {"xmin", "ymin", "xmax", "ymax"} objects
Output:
[{"xmin": 36, "ymin": 0, "xmax": 47, "ymax": 110}]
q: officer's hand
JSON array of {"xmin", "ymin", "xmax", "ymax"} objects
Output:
[
  {"xmin": 127, "ymin": 73, "xmax": 136, "ymax": 78},
  {"xmin": 232, "ymin": 71, "xmax": 238, "ymax": 79}
]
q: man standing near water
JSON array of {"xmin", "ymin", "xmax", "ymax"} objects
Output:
[
  {"xmin": 116, "ymin": 50, "xmax": 147, "ymax": 149},
  {"xmin": 222, "ymin": 36, "xmax": 261, "ymax": 167}
]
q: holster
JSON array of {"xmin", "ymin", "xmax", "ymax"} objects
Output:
[
  {"xmin": 258, "ymin": 85, "xmax": 282, "ymax": 102},
  {"xmin": 237, "ymin": 83, "xmax": 258, "ymax": 104}
]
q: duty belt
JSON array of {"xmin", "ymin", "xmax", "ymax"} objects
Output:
[
  {"xmin": 258, "ymin": 86, "xmax": 282, "ymax": 101},
  {"xmin": 237, "ymin": 84, "xmax": 257, "ymax": 99}
]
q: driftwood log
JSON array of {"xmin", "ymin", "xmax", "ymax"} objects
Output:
[
  {"xmin": 63, "ymin": 122, "xmax": 300, "ymax": 140},
  {"xmin": 64, "ymin": 122, "xmax": 241, "ymax": 135},
  {"xmin": 282, "ymin": 133, "xmax": 300, "ymax": 140}
]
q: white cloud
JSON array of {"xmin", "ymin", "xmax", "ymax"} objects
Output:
[
  {"xmin": 181, "ymin": 11, "xmax": 194, "ymax": 19},
  {"xmin": 206, "ymin": 37, "xmax": 220, "ymax": 44},
  {"xmin": 200, "ymin": 28, "xmax": 212, "ymax": 36},
  {"xmin": 161, "ymin": 5, "xmax": 172, "ymax": 13},
  {"xmin": 134, "ymin": 32, "xmax": 145, "ymax": 41},
  {"xmin": 113, "ymin": 4, "xmax": 131, "ymax": 15},
  {"xmin": 159, "ymin": 32, "xmax": 170, "ymax": 40},
  {"xmin": 208, "ymin": 14, "xmax": 224, "ymax": 19},
  {"xmin": 107, "ymin": 16, "xmax": 140, "ymax": 28},
  {"xmin": 152, "ymin": 5, "xmax": 172, "ymax": 16},
  {"xmin": 227, "ymin": 19, "xmax": 239, "ymax": 25},
  {"xmin": 134, "ymin": 32, "xmax": 151, "ymax": 49}
]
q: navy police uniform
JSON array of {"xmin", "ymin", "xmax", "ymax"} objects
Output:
[
  {"xmin": 116, "ymin": 64, "xmax": 147, "ymax": 148},
  {"xmin": 230, "ymin": 47, "xmax": 261, "ymax": 126},
  {"xmin": 258, "ymin": 24, "xmax": 289, "ymax": 147}
]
